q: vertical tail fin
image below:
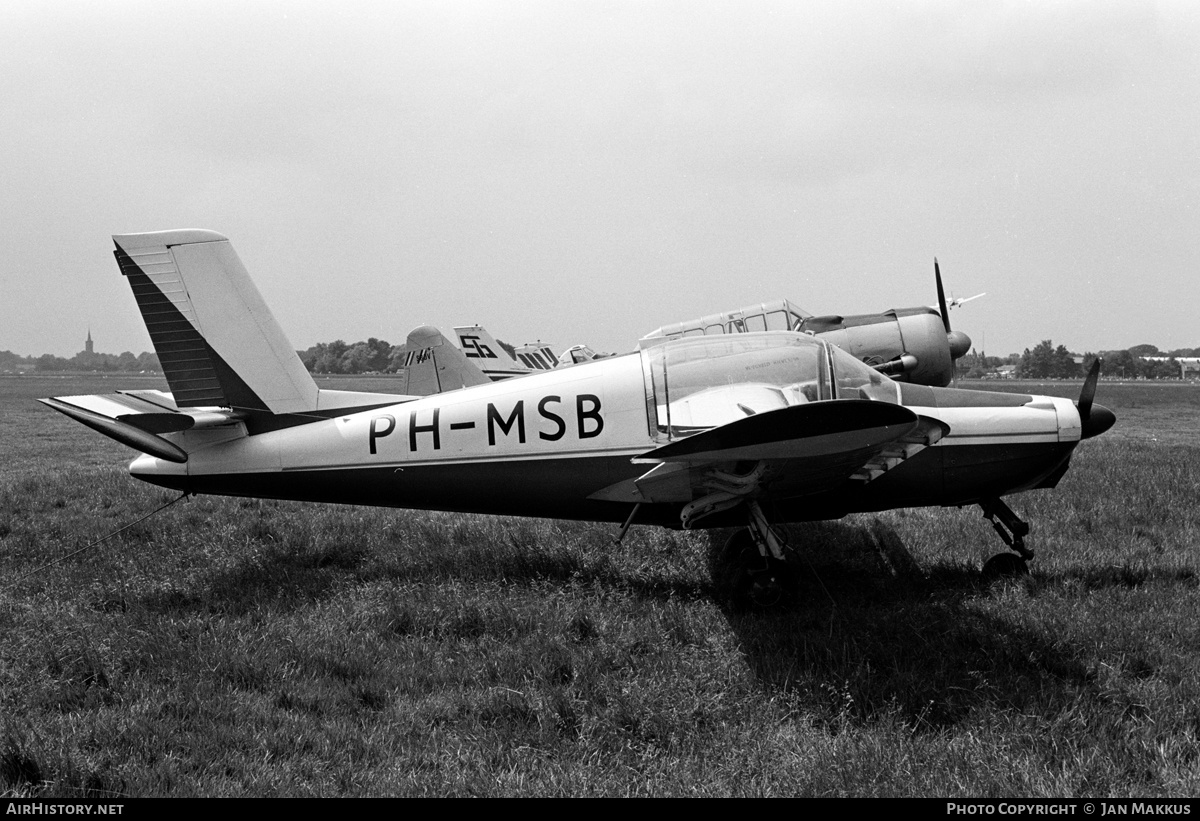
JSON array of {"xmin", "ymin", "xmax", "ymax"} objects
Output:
[
  {"xmin": 513, "ymin": 342, "xmax": 560, "ymax": 372},
  {"xmin": 395, "ymin": 325, "xmax": 490, "ymax": 395},
  {"xmin": 113, "ymin": 230, "xmax": 318, "ymax": 413},
  {"xmin": 452, "ymin": 325, "xmax": 531, "ymax": 380}
]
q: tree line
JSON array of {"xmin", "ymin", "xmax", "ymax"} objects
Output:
[
  {"xmin": 962, "ymin": 341, "xmax": 1200, "ymax": 380},
  {"xmin": 4, "ymin": 339, "xmax": 1197, "ymax": 379},
  {"xmin": 1, "ymin": 349, "xmax": 161, "ymax": 373}
]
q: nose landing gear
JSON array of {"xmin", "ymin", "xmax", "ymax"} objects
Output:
[{"xmin": 980, "ymin": 497, "xmax": 1032, "ymax": 580}]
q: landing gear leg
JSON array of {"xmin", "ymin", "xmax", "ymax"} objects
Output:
[
  {"xmin": 710, "ymin": 502, "xmax": 796, "ymax": 609},
  {"xmin": 980, "ymin": 497, "xmax": 1032, "ymax": 580}
]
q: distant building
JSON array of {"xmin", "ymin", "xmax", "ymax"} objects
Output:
[
  {"xmin": 1143, "ymin": 356, "xmax": 1200, "ymax": 379},
  {"xmin": 85, "ymin": 329, "xmax": 94, "ymax": 355}
]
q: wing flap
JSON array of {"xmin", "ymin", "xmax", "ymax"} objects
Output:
[
  {"xmin": 848, "ymin": 416, "xmax": 949, "ymax": 483},
  {"xmin": 588, "ymin": 461, "xmax": 696, "ymax": 503}
]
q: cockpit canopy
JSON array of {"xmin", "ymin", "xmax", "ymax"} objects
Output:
[{"xmin": 641, "ymin": 332, "xmax": 898, "ymax": 439}]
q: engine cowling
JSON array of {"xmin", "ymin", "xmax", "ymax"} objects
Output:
[{"xmin": 800, "ymin": 307, "xmax": 967, "ymax": 388}]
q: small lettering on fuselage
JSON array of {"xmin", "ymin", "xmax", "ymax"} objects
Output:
[{"xmin": 368, "ymin": 394, "xmax": 604, "ymax": 454}]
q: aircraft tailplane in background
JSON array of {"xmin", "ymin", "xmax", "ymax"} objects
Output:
[
  {"xmin": 394, "ymin": 326, "xmax": 491, "ymax": 395},
  {"xmin": 453, "ymin": 325, "xmax": 560, "ymax": 380},
  {"xmin": 452, "ymin": 325, "xmax": 533, "ymax": 381}
]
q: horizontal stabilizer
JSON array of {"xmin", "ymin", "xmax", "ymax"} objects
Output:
[
  {"xmin": 37, "ymin": 388, "xmax": 259, "ymax": 462},
  {"xmin": 39, "ymin": 397, "xmax": 190, "ymax": 463},
  {"xmin": 637, "ymin": 399, "xmax": 919, "ymax": 464}
]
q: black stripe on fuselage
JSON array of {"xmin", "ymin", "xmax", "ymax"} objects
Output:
[{"xmin": 131, "ymin": 440, "xmax": 1076, "ymax": 527}]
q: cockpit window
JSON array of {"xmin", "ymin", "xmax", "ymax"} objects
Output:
[
  {"xmin": 765, "ymin": 310, "xmax": 790, "ymax": 331},
  {"xmin": 641, "ymin": 333, "xmax": 831, "ymax": 439}
]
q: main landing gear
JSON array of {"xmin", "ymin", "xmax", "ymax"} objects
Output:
[
  {"xmin": 979, "ymin": 497, "xmax": 1032, "ymax": 581},
  {"xmin": 709, "ymin": 501, "xmax": 797, "ymax": 610}
]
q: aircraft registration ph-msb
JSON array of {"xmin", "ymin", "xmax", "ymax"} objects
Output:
[{"xmin": 41, "ymin": 230, "xmax": 1116, "ymax": 606}]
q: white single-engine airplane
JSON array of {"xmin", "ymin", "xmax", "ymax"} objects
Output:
[{"xmin": 41, "ymin": 230, "xmax": 1115, "ymax": 606}]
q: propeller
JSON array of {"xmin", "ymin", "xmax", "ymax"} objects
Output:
[
  {"xmin": 1077, "ymin": 358, "xmax": 1116, "ymax": 439},
  {"xmin": 935, "ymin": 258, "xmax": 972, "ymax": 360},
  {"xmin": 935, "ymin": 258, "xmax": 950, "ymax": 334},
  {"xmin": 1078, "ymin": 358, "xmax": 1100, "ymax": 419}
]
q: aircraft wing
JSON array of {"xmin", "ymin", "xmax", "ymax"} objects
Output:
[
  {"xmin": 591, "ymin": 400, "xmax": 947, "ymax": 509},
  {"xmin": 637, "ymin": 400, "xmax": 918, "ymax": 464}
]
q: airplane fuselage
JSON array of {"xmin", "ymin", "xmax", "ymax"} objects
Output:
[{"xmin": 130, "ymin": 343, "xmax": 1084, "ymax": 529}]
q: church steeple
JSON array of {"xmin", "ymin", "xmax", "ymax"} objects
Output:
[{"xmin": 85, "ymin": 328, "xmax": 93, "ymax": 355}]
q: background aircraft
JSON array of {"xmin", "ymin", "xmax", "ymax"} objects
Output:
[
  {"xmin": 392, "ymin": 325, "xmax": 561, "ymax": 394},
  {"xmin": 396, "ymin": 325, "xmax": 609, "ymax": 396},
  {"xmin": 451, "ymin": 325, "xmax": 540, "ymax": 381},
  {"xmin": 454, "ymin": 326, "xmax": 609, "ymax": 373},
  {"xmin": 41, "ymin": 231, "xmax": 1114, "ymax": 608},
  {"xmin": 642, "ymin": 260, "xmax": 977, "ymax": 387},
  {"xmin": 447, "ymin": 260, "xmax": 982, "ymax": 391},
  {"xmin": 392, "ymin": 325, "xmax": 491, "ymax": 395}
]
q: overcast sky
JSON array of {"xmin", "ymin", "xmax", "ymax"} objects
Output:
[{"xmin": 2, "ymin": 0, "xmax": 1197, "ymax": 360}]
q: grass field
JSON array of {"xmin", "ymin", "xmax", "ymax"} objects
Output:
[{"xmin": 1, "ymin": 374, "xmax": 1198, "ymax": 796}]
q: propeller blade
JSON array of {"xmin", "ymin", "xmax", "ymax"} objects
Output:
[
  {"xmin": 935, "ymin": 258, "xmax": 951, "ymax": 333},
  {"xmin": 935, "ymin": 258, "xmax": 971, "ymax": 359},
  {"xmin": 1078, "ymin": 358, "xmax": 1101, "ymax": 420},
  {"xmin": 1077, "ymin": 358, "xmax": 1116, "ymax": 438}
]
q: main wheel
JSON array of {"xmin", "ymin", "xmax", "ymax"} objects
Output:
[
  {"xmin": 981, "ymin": 552, "xmax": 1029, "ymax": 582},
  {"xmin": 710, "ymin": 528, "xmax": 797, "ymax": 610}
]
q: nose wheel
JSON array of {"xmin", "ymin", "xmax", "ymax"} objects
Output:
[{"xmin": 981, "ymin": 551, "xmax": 1029, "ymax": 581}]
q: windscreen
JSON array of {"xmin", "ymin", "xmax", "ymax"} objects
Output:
[{"xmin": 828, "ymin": 344, "xmax": 901, "ymax": 404}]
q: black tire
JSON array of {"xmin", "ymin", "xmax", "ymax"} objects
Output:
[
  {"xmin": 711, "ymin": 528, "xmax": 797, "ymax": 610},
  {"xmin": 981, "ymin": 552, "xmax": 1029, "ymax": 582}
]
